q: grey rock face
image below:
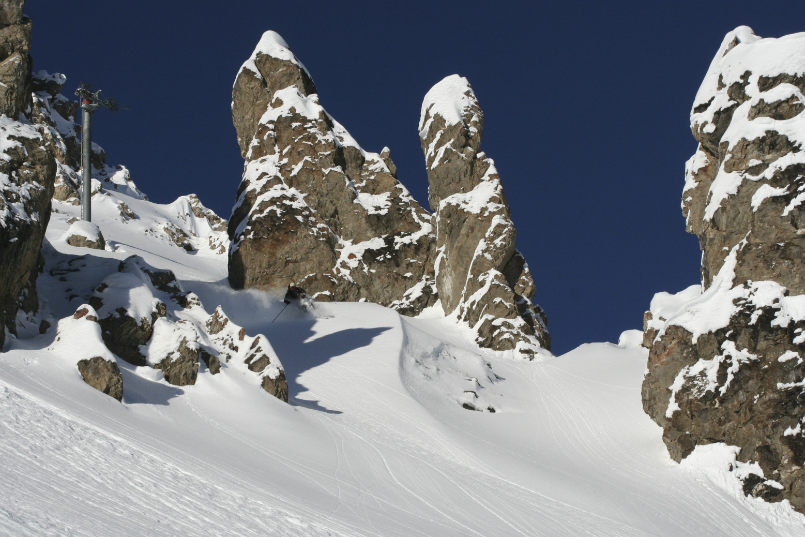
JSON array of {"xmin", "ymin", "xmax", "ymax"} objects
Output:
[
  {"xmin": 419, "ymin": 75, "xmax": 549, "ymax": 355},
  {"xmin": 228, "ymin": 31, "xmax": 437, "ymax": 313},
  {"xmin": 0, "ymin": 0, "xmax": 56, "ymax": 348},
  {"xmin": 77, "ymin": 356, "xmax": 123, "ymax": 401},
  {"xmin": 642, "ymin": 27, "xmax": 805, "ymax": 513}
]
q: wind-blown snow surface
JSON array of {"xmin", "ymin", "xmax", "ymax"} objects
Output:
[{"xmin": 1, "ymin": 194, "xmax": 804, "ymax": 535}]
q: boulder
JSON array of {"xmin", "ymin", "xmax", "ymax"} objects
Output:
[
  {"xmin": 642, "ymin": 27, "xmax": 805, "ymax": 513},
  {"xmin": 419, "ymin": 75, "xmax": 549, "ymax": 355},
  {"xmin": 77, "ymin": 356, "xmax": 123, "ymax": 401},
  {"xmin": 65, "ymin": 220, "xmax": 106, "ymax": 250}
]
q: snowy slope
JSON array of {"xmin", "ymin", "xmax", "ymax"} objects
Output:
[{"xmin": 1, "ymin": 187, "xmax": 804, "ymax": 535}]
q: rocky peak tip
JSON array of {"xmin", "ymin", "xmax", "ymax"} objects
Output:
[
  {"xmin": 719, "ymin": 25, "xmax": 759, "ymax": 56},
  {"xmin": 419, "ymin": 74, "xmax": 479, "ymax": 133}
]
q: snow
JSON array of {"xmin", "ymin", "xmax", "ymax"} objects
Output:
[
  {"xmin": 618, "ymin": 329, "xmax": 644, "ymax": 348},
  {"xmin": 419, "ymin": 74, "xmax": 478, "ymax": 134},
  {"xmin": 238, "ymin": 30, "xmax": 312, "ymax": 85},
  {"xmin": 751, "ymin": 184, "xmax": 789, "ymax": 211},
  {"xmin": 355, "ymin": 191, "xmax": 391, "ymax": 215},
  {"xmin": 5, "ymin": 291, "xmax": 805, "ymax": 535},
  {"xmin": 439, "ymin": 175, "xmax": 506, "ymax": 215},
  {"xmin": 0, "ymin": 115, "xmax": 46, "ymax": 227},
  {"xmin": 2, "ymin": 30, "xmax": 804, "ymax": 536},
  {"xmin": 2, "ymin": 189, "xmax": 804, "ymax": 535},
  {"xmin": 64, "ymin": 219, "xmax": 101, "ymax": 241},
  {"xmin": 22, "ymin": 128, "xmax": 805, "ymax": 531}
]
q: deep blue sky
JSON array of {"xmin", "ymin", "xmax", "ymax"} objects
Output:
[{"xmin": 25, "ymin": 1, "xmax": 803, "ymax": 354}]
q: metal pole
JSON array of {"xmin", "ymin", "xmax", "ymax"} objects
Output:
[
  {"xmin": 271, "ymin": 303, "xmax": 289, "ymax": 323},
  {"xmin": 80, "ymin": 103, "xmax": 92, "ymax": 222}
]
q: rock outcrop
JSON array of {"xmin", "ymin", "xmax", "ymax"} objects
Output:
[
  {"xmin": 65, "ymin": 220, "xmax": 106, "ymax": 249},
  {"xmin": 229, "ymin": 31, "xmax": 436, "ymax": 314},
  {"xmin": 0, "ymin": 0, "xmax": 55, "ymax": 348},
  {"xmin": 77, "ymin": 356, "xmax": 123, "ymax": 401},
  {"xmin": 49, "ymin": 305, "xmax": 124, "ymax": 401},
  {"xmin": 229, "ymin": 32, "xmax": 550, "ymax": 355},
  {"xmin": 419, "ymin": 75, "xmax": 549, "ymax": 355},
  {"xmin": 642, "ymin": 27, "xmax": 805, "ymax": 512},
  {"xmin": 86, "ymin": 256, "xmax": 288, "ymax": 400}
]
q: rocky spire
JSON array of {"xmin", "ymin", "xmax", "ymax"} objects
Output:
[
  {"xmin": 419, "ymin": 75, "xmax": 549, "ymax": 355},
  {"xmin": 228, "ymin": 31, "xmax": 437, "ymax": 313},
  {"xmin": 228, "ymin": 32, "xmax": 549, "ymax": 357},
  {"xmin": 642, "ymin": 27, "xmax": 805, "ymax": 512}
]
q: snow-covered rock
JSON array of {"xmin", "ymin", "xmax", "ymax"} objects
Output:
[
  {"xmin": 64, "ymin": 219, "xmax": 105, "ymax": 249},
  {"xmin": 49, "ymin": 304, "xmax": 123, "ymax": 401},
  {"xmin": 229, "ymin": 32, "xmax": 550, "ymax": 357},
  {"xmin": 419, "ymin": 75, "xmax": 549, "ymax": 356},
  {"xmin": 0, "ymin": 1, "xmax": 56, "ymax": 349},
  {"xmin": 642, "ymin": 27, "xmax": 805, "ymax": 513},
  {"xmin": 228, "ymin": 30, "xmax": 437, "ymax": 314}
]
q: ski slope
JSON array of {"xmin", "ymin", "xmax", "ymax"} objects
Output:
[{"xmin": 1, "ymin": 187, "xmax": 804, "ymax": 536}]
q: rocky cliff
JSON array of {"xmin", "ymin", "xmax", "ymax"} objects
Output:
[
  {"xmin": 228, "ymin": 31, "xmax": 437, "ymax": 314},
  {"xmin": 419, "ymin": 75, "xmax": 549, "ymax": 355},
  {"xmin": 0, "ymin": 0, "xmax": 55, "ymax": 348},
  {"xmin": 229, "ymin": 32, "xmax": 549, "ymax": 355},
  {"xmin": 642, "ymin": 27, "xmax": 805, "ymax": 512}
]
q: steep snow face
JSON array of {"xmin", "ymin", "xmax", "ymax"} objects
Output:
[{"xmin": 228, "ymin": 30, "xmax": 437, "ymax": 314}]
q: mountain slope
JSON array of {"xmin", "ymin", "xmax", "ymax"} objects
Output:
[{"xmin": 1, "ymin": 182, "xmax": 803, "ymax": 535}]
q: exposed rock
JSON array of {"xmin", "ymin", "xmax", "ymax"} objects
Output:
[
  {"xmin": 65, "ymin": 220, "xmax": 106, "ymax": 250},
  {"xmin": 153, "ymin": 334, "xmax": 201, "ymax": 386},
  {"xmin": 0, "ymin": 1, "xmax": 56, "ymax": 348},
  {"xmin": 0, "ymin": 1, "xmax": 24, "ymax": 28},
  {"xmin": 419, "ymin": 75, "xmax": 549, "ymax": 355},
  {"xmin": 77, "ymin": 356, "xmax": 123, "ymax": 401},
  {"xmin": 642, "ymin": 27, "xmax": 805, "ymax": 513},
  {"xmin": 0, "ymin": 1, "xmax": 31, "ymax": 119},
  {"xmin": 91, "ymin": 257, "xmax": 180, "ymax": 366},
  {"xmin": 228, "ymin": 31, "xmax": 436, "ymax": 313},
  {"xmin": 48, "ymin": 304, "xmax": 124, "ymax": 401},
  {"xmin": 228, "ymin": 31, "xmax": 549, "ymax": 356},
  {"xmin": 79, "ymin": 256, "xmax": 287, "ymax": 398},
  {"xmin": 205, "ymin": 306, "xmax": 288, "ymax": 401}
]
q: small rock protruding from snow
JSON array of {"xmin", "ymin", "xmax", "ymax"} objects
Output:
[
  {"xmin": 50, "ymin": 305, "xmax": 124, "ymax": 401},
  {"xmin": 65, "ymin": 220, "xmax": 106, "ymax": 250}
]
